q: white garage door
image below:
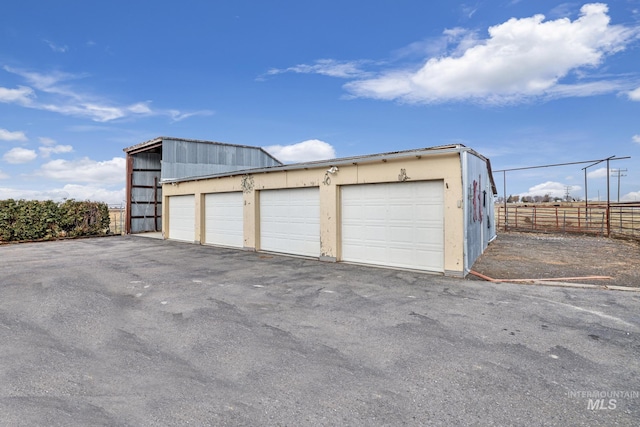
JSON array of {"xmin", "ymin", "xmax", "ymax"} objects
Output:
[
  {"xmin": 341, "ymin": 181, "xmax": 444, "ymax": 272},
  {"xmin": 260, "ymin": 188, "xmax": 320, "ymax": 257},
  {"xmin": 168, "ymin": 195, "xmax": 195, "ymax": 242},
  {"xmin": 204, "ymin": 192, "xmax": 243, "ymax": 248}
]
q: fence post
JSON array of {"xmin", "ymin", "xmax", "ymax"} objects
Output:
[
  {"xmin": 620, "ymin": 207, "xmax": 623, "ymax": 232},
  {"xmin": 532, "ymin": 206, "xmax": 536, "ymax": 230},
  {"xmin": 578, "ymin": 207, "xmax": 581, "ymax": 231},
  {"xmin": 120, "ymin": 204, "xmax": 124, "ymax": 235}
]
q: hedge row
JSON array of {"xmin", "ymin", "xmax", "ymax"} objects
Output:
[{"xmin": 0, "ymin": 199, "xmax": 110, "ymax": 242}]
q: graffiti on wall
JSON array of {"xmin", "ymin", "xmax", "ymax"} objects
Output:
[
  {"xmin": 472, "ymin": 174, "xmax": 483, "ymax": 223},
  {"xmin": 241, "ymin": 174, "xmax": 254, "ymax": 193}
]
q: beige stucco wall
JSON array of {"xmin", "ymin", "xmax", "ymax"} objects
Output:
[{"xmin": 162, "ymin": 152, "xmax": 465, "ymax": 275}]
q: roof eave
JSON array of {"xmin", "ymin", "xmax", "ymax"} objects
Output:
[{"xmin": 162, "ymin": 144, "xmax": 468, "ymax": 184}]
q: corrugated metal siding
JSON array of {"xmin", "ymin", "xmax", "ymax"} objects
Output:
[
  {"xmin": 161, "ymin": 139, "xmax": 280, "ymax": 181},
  {"xmin": 131, "ymin": 152, "xmax": 162, "ymax": 233},
  {"xmin": 132, "ymin": 152, "xmax": 160, "ymax": 170},
  {"xmin": 462, "ymin": 151, "xmax": 497, "ymax": 275},
  {"xmin": 132, "ymin": 217, "xmax": 159, "ymax": 233}
]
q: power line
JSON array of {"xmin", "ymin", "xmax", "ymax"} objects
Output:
[
  {"xmin": 494, "ymin": 156, "xmax": 630, "ymax": 173},
  {"xmin": 610, "ymin": 168, "xmax": 628, "ymax": 202}
]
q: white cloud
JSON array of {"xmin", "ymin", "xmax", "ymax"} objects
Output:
[
  {"xmin": 263, "ymin": 139, "xmax": 337, "ymax": 163},
  {"xmin": 0, "ymin": 184, "xmax": 125, "ymax": 205},
  {"xmin": 168, "ymin": 109, "xmax": 215, "ymax": 122},
  {"xmin": 461, "ymin": 4, "xmax": 479, "ymax": 19},
  {"xmin": 128, "ymin": 102, "xmax": 153, "ymax": 114},
  {"xmin": 43, "ymin": 39, "xmax": 69, "ymax": 53},
  {"xmin": 628, "ymin": 87, "xmax": 640, "ymax": 101},
  {"xmin": 548, "ymin": 3, "xmax": 576, "ymax": 19},
  {"xmin": 546, "ymin": 80, "xmax": 628, "ymax": 99},
  {"xmin": 0, "ymin": 170, "xmax": 9, "ymax": 180},
  {"xmin": 39, "ymin": 144, "xmax": 74, "ymax": 158},
  {"xmin": 4, "ymin": 67, "xmax": 83, "ymax": 94},
  {"xmin": 0, "ymin": 128, "xmax": 28, "ymax": 142},
  {"xmin": 0, "ymin": 85, "xmax": 34, "ymax": 104},
  {"xmin": 621, "ymin": 191, "xmax": 640, "ymax": 201},
  {"xmin": 344, "ymin": 3, "xmax": 638, "ymax": 104},
  {"xmin": 587, "ymin": 167, "xmax": 609, "ymax": 178},
  {"xmin": 2, "ymin": 66, "xmax": 211, "ymax": 122},
  {"xmin": 265, "ymin": 59, "xmax": 371, "ymax": 79},
  {"xmin": 37, "ymin": 157, "xmax": 125, "ymax": 184},
  {"xmin": 3, "ymin": 147, "xmax": 37, "ymax": 164},
  {"xmin": 39, "ymin": 137, "xmax": 56, "ymax": 146},
  {"xmin": 55, "ymin": 184, "xmax": 125, "ymax": 205},
  {"xmin": 39, "ymin": 102, "xmax": 127, "ymax": 122},
  {"xmin": 633, "ymin": 134, "xmax": 640, "ymax": 144},
  {"xmin": 520, "ymin": 181, "xmax": 581, "ymax": 199}
]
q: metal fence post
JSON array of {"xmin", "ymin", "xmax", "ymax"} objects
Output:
[{"xmin": 532, "ymin": 206, "xmax": 536, "ymax": 230}]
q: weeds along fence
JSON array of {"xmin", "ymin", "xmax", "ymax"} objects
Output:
[
  {"xmin": 108, "ymin": 205, "xmax": 125, "ymax": 235},
  {"xmin": 495, "ymin": 202, "xmax": 640, "ymax": 240}
]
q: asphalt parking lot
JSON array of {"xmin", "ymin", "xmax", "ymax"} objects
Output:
[{"xmin": 1, "ymin": 236, "xmax": 639, "ymax": 426}]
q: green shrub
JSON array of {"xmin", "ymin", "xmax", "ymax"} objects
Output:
[{"xmin": 0, "ymin": 199, "xmax": 110, "ymax": 242}]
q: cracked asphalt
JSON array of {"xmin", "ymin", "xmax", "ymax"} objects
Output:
[{"xmin": 1, "ymin": 236, "xmax": 639, "ymax": 426}]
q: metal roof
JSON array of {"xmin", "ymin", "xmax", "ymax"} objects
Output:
[
  {"xmin": 162, "ymin": 143, "xmax": 497, "ymax": 194},
  {"xmin": 122, "ymin": 136, "xmax": 282, "ymax": 165}
]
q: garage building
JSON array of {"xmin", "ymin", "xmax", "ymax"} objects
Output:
[
  {"xmin": 161, "ymin": 144, "xmax": 496, "ymax": 277},
  {"xmin": 123, "ymin": 137, "xmax": 281, "ymax": 234}
]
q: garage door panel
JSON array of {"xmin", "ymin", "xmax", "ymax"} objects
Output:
[
  {"xmin": 205, "ymin": 192, "xmax": 243, "ymax": 248},
  {"xmin": 341, "ymin": 181, "xmax": 444, "ymax": 272},
  {"xmin": 260, "ymin": 188, "xmax": 320, "ymax": 257},
  {"xmin": 169, "ymin": 195, "xmax": 195, "ymax": 242},
  {"xmin": 389, "ymin": 228, "xmax": 417, "ymax": 243},
  {"xmin": 388, "ymin": 247, "xmax": 417, "ymax": 261}
]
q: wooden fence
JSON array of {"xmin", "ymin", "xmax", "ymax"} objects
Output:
[
  {"xmin": 108, "ymin": 206, "xmax": 125, "ymax": 235},
  {"xmin": 495, "ymin": 202, "xmax": 640, "ymax": 240}
]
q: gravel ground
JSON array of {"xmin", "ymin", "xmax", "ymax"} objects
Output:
[{"xmin": 469, "ymin": 232, "xmax": 640, "ymax": 288}]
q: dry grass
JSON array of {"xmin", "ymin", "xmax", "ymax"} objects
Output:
[{"xmin": 470, "ymin": 231, "xmax": 640, "ymax": 286}]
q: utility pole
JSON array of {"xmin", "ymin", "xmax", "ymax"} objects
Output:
[
  {"xmin": 606, "ymin": 158, "xmax": 611, "ymax": 236},
  {"xmin": 564, "ymin": 185, "xmax": 572, "ymax": 202},
  {"xmin": 610, "ymin": 168, "xmax": 627, "ymax": 202}
]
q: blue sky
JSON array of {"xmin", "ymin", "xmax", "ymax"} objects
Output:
[{"xmin": 1, "ymin": 1, "xmax": 639, "ymax": 205}]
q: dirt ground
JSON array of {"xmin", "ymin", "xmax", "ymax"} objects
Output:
[{"xmin": 469, "ymin": 231, "xmax": 640, "ymax": 288}]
